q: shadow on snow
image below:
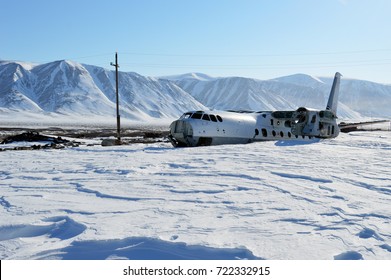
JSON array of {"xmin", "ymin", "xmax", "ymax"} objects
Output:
[
  {"xmin": 274, "ymin": 139, "xmax": 320, "ymax": 146},
  {"xmin": 59, "ymin": 237, "xmax": 263, "ymax": 260}
]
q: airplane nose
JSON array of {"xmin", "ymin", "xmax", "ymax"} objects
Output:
[{"xmin": 169, "ymin": 120, "xmax": 194, "ymax": 147}]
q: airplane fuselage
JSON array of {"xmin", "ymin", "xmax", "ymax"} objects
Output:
[
  {"xmin": 169, "ymin": 72, "xmax": 342, "ymax": 147},
  {"xmin": 169, "ymin": 109, "xmax": 339, "ymax": 147}
]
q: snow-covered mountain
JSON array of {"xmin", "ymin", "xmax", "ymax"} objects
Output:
[
  {"xmin": 1, "ymin": 60, "xmax": 390, "ymax": 125},
  {"xmin": 0, "ymin": 60, "xmax": 206, "ymax": 123},
  {"xmin": 169, "ymin": 73, "xmax": 391, "ymax": 119},
  {"xmin": 276, "ymin": 74, "xmax": 391, "ymax": 118}
]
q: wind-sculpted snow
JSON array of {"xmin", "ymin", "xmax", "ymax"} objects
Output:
[
  {"xmin": 0, "ymin": 216, "xmax": 86, "ymax": 242},
  {"xmin": 0, "ymin": 131, "xmax": 390, "ymax": 259}
]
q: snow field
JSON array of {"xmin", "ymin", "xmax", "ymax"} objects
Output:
[{"xmin": 0, "ymin": 131, "xmax": 390, "ymax": 259}]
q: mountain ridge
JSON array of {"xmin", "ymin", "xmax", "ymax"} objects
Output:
[
  {"xmin": 170, "ymin": 72, "xmax": 391, "ymax": 118},
  {"xmin": 1, "ymin": 59, "xmax": 390, "ymax": 126},
  {"xmin": 0, "ymin": 60, "xmax": 206, "ymax": 123}
]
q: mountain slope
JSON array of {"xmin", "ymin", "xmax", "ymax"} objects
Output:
[
  {"xmin": 172, "ymin": 72, "xmax": 391, "ymax": 118},
  {"xmin": 0, "ymin": 62, "xmax": 42, "ymax": 112},
  {"xmin": 31, "ymin": 60, "xmax": 115, "ymax": 115},
  {"xmin": 338, "ymin": 79, "xmax": 391, "ymax": 117},
  {"xmin": 85, "ymin": 65, "xmax": 204, "ymax": 119},
  {"xmin": 0, "ymin": 60, "xmax": 206, "ymax": 123},
  {"xmin": 173, "ymin": 74, "xmax": 360, "ymax": 118},
  {"xmin": 174, "ymin": 76, "xmax": 295, "ymax": 111},
  {"xmin": 276, "ymin": 74, "xmax": 391, "ymax": 118},
  {"xmin": 1, "ymin": 60, "xmax": 390, "ymax": 125}
]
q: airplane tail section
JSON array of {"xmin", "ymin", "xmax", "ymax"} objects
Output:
[{"xmin": 326, "ymin": 72, "xmax": 342, "ymax": 114}]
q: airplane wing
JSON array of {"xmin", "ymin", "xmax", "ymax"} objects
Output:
[{"xmin": 339, "ymin": 120, "xmax": 390, "ymax": 133}]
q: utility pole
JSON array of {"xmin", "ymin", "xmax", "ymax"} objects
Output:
[{"xmin": 110, "ymin": 52, "xmax": 121, "ymax": 143}]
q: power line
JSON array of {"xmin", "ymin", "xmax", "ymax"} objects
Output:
[
  {"xmin": 119, "ymin": 59, "xmax": 391, "ymax": 70},
  {"xmin": 118, "ymin": 48, "xmax": 391, "ymax": 58}
]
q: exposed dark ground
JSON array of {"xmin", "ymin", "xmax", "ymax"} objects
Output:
[{"xmin": 0, "ymin": 126, "xmax": 170, "ymax": 148}]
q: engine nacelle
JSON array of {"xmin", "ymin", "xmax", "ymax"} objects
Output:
[{"xmin": 291, "ymin": 108, "xmax": 339, "ymax": 138}]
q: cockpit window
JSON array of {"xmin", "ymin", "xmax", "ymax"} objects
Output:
[
  {"xmin": 202, "ymin": 114, "xmax": 210, "ymax": 121},
  {"xmin": 210, "ymin": 115, "xmax": 217, "ymax": 122},
  {"xmin": 186, "ymin": 112, "xmax": 221, "ymax": 122},
  {"xmin": 191, "ymin": 112, "xmax": 203, "ymax": 119},
  {"xmin": 181, "ymin": 112, "xmax": 192, "ymax": 119}
]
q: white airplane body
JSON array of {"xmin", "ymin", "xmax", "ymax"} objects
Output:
[{"xmin": 169, "ymin": 72, "xmax": 342, "ymax": 147}]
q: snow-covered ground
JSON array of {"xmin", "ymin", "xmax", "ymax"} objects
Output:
[{"xmin": 0, "ymin": 131, "xmax": 390, "ymax": 260}]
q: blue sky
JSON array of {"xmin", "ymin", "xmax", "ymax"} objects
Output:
[{"xmin": 1, "ymin": 0, "xmax": 390, "ymax": 83}]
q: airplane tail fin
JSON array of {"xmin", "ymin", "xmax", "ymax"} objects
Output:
[{"xmin": 326, "ymin": 72, "xmax": 342, "ymax": 114}]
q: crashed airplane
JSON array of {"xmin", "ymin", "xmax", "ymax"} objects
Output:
[{"xmin": 169, "ymin": 72, "xmax": 342, "ymax": 147}]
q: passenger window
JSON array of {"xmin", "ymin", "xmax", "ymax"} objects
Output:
[
  {"xmin": 202, "ymin": 114, "xmax": 210, "ymax": 121},
  {"xmin": 262, "ymin": 128, "xmax": 267, "ymax": 137},
  {"xmin": 280, "ymin": 131, "xmax": 284, "ymax": 137},
  {"xmin": 272, "ymin": 130, "xmax": 276, "ymax": 137},
  {"xmin": 191, "ymin": 113, "xmax": 202, "ymax": 119},
  {"xmin": 216, "ymin": 115, "xmax": 223, "ymax": 122}
]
